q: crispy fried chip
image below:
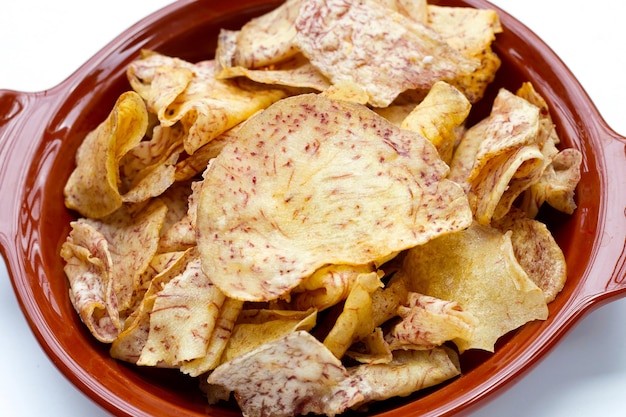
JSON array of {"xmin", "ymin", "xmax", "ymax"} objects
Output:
[
  {"xmin": 385, "ymin": 291, "xmax": 478, "ymax": 350},
  {"xmin": 294, "ymin": 0, "xmax": 478, "ymax": 107},
  {"xmin": 493, "ymin": 209, "xmax": 567, "ymax": 302},
  {"xmin": 323, "ymin": 271, "xmax": 384, "ymax": 358},
  {"xmin": 348, "ymin": 347, "xmax": 460, "ymax": 406},
  {"xmin": 64, "ymin": 91, "xmax": 149, "ymax": 218},
  {"xmin": 400, "ymin": 81, "xmax": 471, "ymax": 164},
  {"xmin": 345, "ymin": 327, "xmax": 393, "ymax": 365},
  {"xmin": 196, "ymin": 93, "xmax": 472, "ymax": 301},
  {"xmin": 292, "ymin": 263, "xmax": 376, "ymax": 311},
  {"xmin": 401, "ymin": 221, "xmax": 548, "ymax": 352},
  {"xmin": 217, "ymin": 54, "xmax": 331, "ymax": 92},
  {"xmin": 158, "ymin": 180, "xmax": 202, "ymax": 253},
  {"xmin": 138, "ymin": 252, "xmax": 227, "ymax": 367},
  {"xmin": 127, "ymin": 51, "xmax": 287, "ymax": 154},
  {"xmin": 218, "ymin": 0, "xmax": 302, "ymax": 69},
  {"xmin": 207, "ymin": 331, "xmax": 364, "ymax": 417},
  {"xmin": 427, "ymin": 5, "xmax": 503, "ymax": 103},
  {"xmin": 221, "ymin": 308, "xmax": 317, "ymax": 364},
  {"xmin": 181, "ymin": 297, "xmax": 244, "ymax": 377}
]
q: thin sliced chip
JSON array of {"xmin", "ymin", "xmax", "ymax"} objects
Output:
[
  {"xmin": 427, "ymin": 5, "xmax": 503, "ymax": 103},
  {"xmin": 470, "ymin": 145, "xmax": 546, "ymax": 224},
  {"xmin": 127, "ymin": 52, "xmax": 287, "ymax": 154},
  {"xmin": 110, "ymin": 248, "xmax": 196, "ymax": 364},
  {"xmin": 321, "ymin": 80, "xmax": 370, "ymax": 105},
  {"xmin": 294, "ymin": 0, "xmax": 478, "ymax": 107},
  {"xmin": 379, "ymin": 0, "xmax": 428, "ymax": 24},
  {"xmin": 385, "ymin": 291, "xmax": 478, "ymax": 350},
  {"xmin": 348, "ymin": 347, "xmax": 460, "ymax": 407},
  {"xmin": 345, "ymin": 327, "xmax": 393, "ymax": 365},
  {"xmin": 401, "ymin": 221, "xmax": 548, "ymax": 353},
  {"xmin": 61, "ymin": 221, "xmax": 118, "ymax": 343},
  {"xmin": 82, "ymin": 200, "xmax": 168, "ymax": 312},
  {"xmin": 196, "ymin": 93, "xmax": 472, "ymax": 301},
  {"xmin": 64, "ymin": 91, "xmax": 149, "ymax": 218},
  {"xmin": 226, "ymin": 0, "xmax": 302, "ymax": 69},
  {"xmin": 158, "ymin": 180, "xmax": 203, "ymax": 253},
  {"xmin": 138, "ymin": 252, "xmax": 227, "ymax": 366},
  {"xmin": 323, "ymin": 271, "xmax": 384, "ymax": 358},
  {"xmin": 400, "ymin": 81, "xmax": 471, "ymax": 164},
  {"xmin": 181, "ymin": 297, "xmax": 244, "ymax": 377},
  {"xmin": 292, "ymin": 263, "xmax": 375, "ymax": 311},
  {"xmin": 493, "ymin": 209, "xmax": 567, "ymax": 302},
  {"xmin": 207, "ymin": 331, "xmax": 364, "ymax": 417},
  {"xmin": 221, "ymin": 308, "xmax": 317, "ymax": 363},
  {"xmin": 217, "ymin": 54, "xmax": 331, "ymax": 92}
]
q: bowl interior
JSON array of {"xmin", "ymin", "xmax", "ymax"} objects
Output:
[{"xmin": 18, "ymin": 0, "xmax": 603, "ymax": 416}]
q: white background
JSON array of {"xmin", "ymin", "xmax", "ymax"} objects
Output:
[{"xmin": 1, "ymin": 1, "xmax": 625, "ymax": 416}]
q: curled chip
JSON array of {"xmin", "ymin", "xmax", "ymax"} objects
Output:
[
  {"xmin": 385, "ymin": 291, "xmax": 478, "ymax": 350},
  {"xmin": 207, "ymin": 331, "xmax": 364, "ymax": 417},
  {"xmin": 64, "ymin": 91, "xmax": 149, "ymax": 219},
  {"xmin": 401, "ymin": 221, "xmax": 548, "ymax": 352},
  {"xmin": 196, "ymin": 93, "xmax": 472, "ymax": 302},
  {"xmin": 294, "ymin": 0, "xmax": 478, "ymax": 107},
  {"xmin": 400, "ymin": 80, "xmax": 471, "ymax": 164},
  {"xmin": 127, "ymin": 51, "xmax": 287, "ymax": 154},
  {"xmin": 348, "ymin": 347, "xmax": 461, "ymax": 407},
  {"xmin": 493, "ymin": 209, "xmax": 567, "ymax": 303}
]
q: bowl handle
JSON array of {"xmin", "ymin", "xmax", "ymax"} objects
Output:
[
  {"xmin": 0, "ymin": 89, "xmax": 52, "ymax": 254},
  {"xmin": 584, "ymin": 126, "xmax": 626, "ymax": 302}
]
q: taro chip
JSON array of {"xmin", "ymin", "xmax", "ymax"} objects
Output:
[
  {"xmin": 207, "ymin": 331, "xmax": 364, "ymax": 417},
  {"xmin": 400, "ymin": 81, "xmax": 471, "ymax": 164},
  {"xmin": 196, "ymin": 93, "xmax": 472, "ymax": 302},
  {"xmin": 64, "ymin": 91, "xmax": 149, "ymax": 218},
  {"xmin": 61, "ymin": 221, "xmax": 118, "ymax": 343},
  {"xmin": 110, "ymin": 248, "xmax": 196, "ymax": 364},
  {"xmin": 181, "ymin": 297, "xmax": 244, "ymax": 377},
  {"xmin": 292, "ymin": 263, "xmax": 376, "ymax": 311},
  {"xmin": 218, "ymin": 0, "xmax": 302, "ymax": 69},
  {"xmin": 348, "ymin": 347, "xmax": 460, "ymax": 406},
  {"xmin": 127, "ymin": 51, "xmax": 287, "ymax": 154},
  {"xmin": 294, "ymin": 0, "xmax": 478, "ymax": 107},
  {"xmin": 493, "ymin": 209, "xmax": 567, "ymax": 303},
  {"xmin": 323, "ymin": 271, "xmax": 384, "ymax": 359},
  {"xmin": 138, "ymin": 252, "xmax": 227, "ymax": 367},
  {"xmin": 158, "ymin": 180, "xmax": 203, "ymax": 253},
  {"xmin": 346, "ymin": 327, "xmax": 393, "ymax": 365},
  {"xmin": 220, "ymin": 308, "xmax": 318, "ymax": 363},
  {"xmin": 427, "ymin": 5, "xmax": 503, "ymax": 103},
  {"xmin": 217, "ymin": 54, "xmax": 331, "ymax": 92},
  {"xmin": 401, "ymin": 221, "xmax": 548, "ymax": 353},
  {"xmin": 385, "ymin": 291, "xmax": 478, "ymax": 350}
]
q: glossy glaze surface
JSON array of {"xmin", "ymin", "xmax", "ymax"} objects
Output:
[{"xmin": 1, "ymin": 1, "xmax": 625, "ymax": 416}]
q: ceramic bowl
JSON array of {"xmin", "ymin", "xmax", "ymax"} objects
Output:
[{"xmin": 1, "ymin": 0, "xmax": 625, "ymax": 416}]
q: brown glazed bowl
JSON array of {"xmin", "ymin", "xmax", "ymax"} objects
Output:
[{"xmin": 0, "ymin": 0, "xmax": 625, "ymax": 416}]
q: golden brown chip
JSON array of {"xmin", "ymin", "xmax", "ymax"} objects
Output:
[
  {"xmin": 427, "ymin": 5, "xmax": 503, "ymax": 103},
  {"xmin": 323, "ymin": 271, "xmax": 384, "ymax": 358},
  {"xmin": 345, "ymin": 327, "xmax": 393, "ymax": 365},
  {"xmin": 400, "ymin": 80, "xmax": 471, "ymax": 164},
  {"xmin": 138, "ymin": 252, "xmax": 227, "ymax": 367},
  {"xmin": 207, "ymin": 331, "xmax": 364, "ymax": 417},
  {"xmin": 64, "ymin": 91, "xmax": 149, "ymax": 218},
  {"xmin": 196, "ymin": 93, "xmax": 472, "ymax": 302},
  {"xmin": 217, "ymin": 54, "xmax": 331, "ymax": 92},
  {"xmin": 220, "ymin": 308, "xmax": 317, "ymax": 364},
  {"xmin": 401, "ymin": 221, "xmax": 548, "ymax": 352},
  {"xmin": 127, "ymin": 52, "xmax": 287, "ymax": 154},
  {"xmin": 385, "ymin": 291, "xmax": 478, "ymax": 350},
  {"xmin": 348, "ymin": 347, "xmax": 460, "ymax": 407},
  {"xmin": 493, "ymin": 209, "xmax": 567, "ymax": 302},
  {"xmin": 181, "ymin": 297, "xmax": 244, "ymax": 377},
  {"xmin": 220, "ymin": 0, "xmax": 302, "ymax": 69},
  {"xmin": 294, "ymin": 0, "xmax": 478, "ymax": 107},
  {"xmin": 291, "ymin": 263, "xmax": 376, "ymax": 311}
]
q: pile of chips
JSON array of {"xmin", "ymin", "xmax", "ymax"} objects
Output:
[{"xmin": 60, "ymin": 0, "xmax": 582, "ymax": 416}]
